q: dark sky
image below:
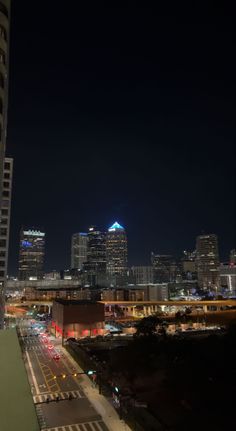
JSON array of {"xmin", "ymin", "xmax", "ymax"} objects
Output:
[{"xmin": 6, "ymin": 2, "xmax": 235, "ymax": 274}]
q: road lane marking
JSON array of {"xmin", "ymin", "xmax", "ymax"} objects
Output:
[
  {"xmin": 25, "ymin": 350, "xmax": 40, "ymax": 394},
  {"xmin": 41, "ymin": 420, "xmax": 107, "ymax": 431},
  {"xmin": 33, "ymin": 389, "xmax": 84, "ymax": 404}
]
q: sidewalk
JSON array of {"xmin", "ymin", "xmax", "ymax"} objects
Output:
[{"xmin": 60, "ymin": 345, "xmax": 132, "ymax": 431}]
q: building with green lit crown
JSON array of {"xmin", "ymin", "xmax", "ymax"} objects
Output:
[{"xmin": 106, "ymin": 222, "xmax": 127, "ymax": 276}]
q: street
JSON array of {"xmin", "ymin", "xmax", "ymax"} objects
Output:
[{"xmin": 19, "ymin": 320, "xmax": 110, "ymax": 431}]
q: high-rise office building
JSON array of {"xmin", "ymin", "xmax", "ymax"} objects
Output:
[
  {"xmin": 151, "ymin": 253, "xmax": 177, "ymax": 283},
  {"xmin": 196, "ymin": 234, "xmax": 220, "ymax": 291},
  {"xmin": 0, "ymin": 1, "xmax": 11, "ymax": 328},
  {"xmin": 85, "ymin": 226, "xmax": 106, "ymax": 274},
  {"xmin": 106, "ymin": 222, "xmax": 127, "ymax": 276},
  {"xmin": 71, "ymin": 232, "xmax": 88, "ymax": 269},
  {"xmin": 18, "ymin": 229, "xmax": 45, "ymax": 280}
]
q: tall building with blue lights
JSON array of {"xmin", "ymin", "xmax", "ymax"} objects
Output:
[
  {"xmin": 106, "ymin": 222, "xmax": 127, "ymax": 276},
  {"xmin": 18, "ymin": 229, "xmax": 45, "ymax": 280}
]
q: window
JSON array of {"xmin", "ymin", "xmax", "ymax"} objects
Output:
[
  {"xmin": 0, "ymin": 270, "xmax": 5, "ymax": 277},
  {"xmin": 0, "ymin": 251, "xmax": 5, "ymax": 257},
  {"xmin": 0, "ymin": 3, "xmax": 8, "ymax": 17},
  {"xmin": 3, "ymin": 181, "xmax": 9, "ymax": 188},
  {"xmin": 4, "ymin": 161, "xmax": 10, "ymax": 170},
  {"xmin": 2, "ymin": 190, "xmax": 9, "ymax": 197},
  {"xmin": 0, "ymin": 239, "xmax": 6, "ymax": 247},
  {"xmin": 1, "ymin": 209, "xmax": 8, "ymax": 216},
  {"xmin": 0, "ymin": 261, "xmax": 5, "ymax": 267},
  {"xmin": 4, "ymin": 172, "xmax": 10, "ymax": 179},
  {"xmin": 1, "ymin": 218, "xmax": 7, "ymax": 225},
  {"xmin": 0, "ymin": 228, "xmax": 7, "ymax": 236}
]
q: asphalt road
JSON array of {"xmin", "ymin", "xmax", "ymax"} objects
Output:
[{"xmin": 19, "ymin": 320, "xmax": 109, "ymax": 431}]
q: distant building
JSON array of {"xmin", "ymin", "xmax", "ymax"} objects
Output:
[
  {"xmin": 18, "ymin": 229, "xmax": 45, "ymax": 280},
  {"xmin": 52, "ymin": 299, "xmax": 105, "ymax": 339},
  {"xmin": 0, "ymin": 158, "xmax": 13, "ymax": 284},
  {"xmin": 71, "ymin": 232, "xmax": 88, "ymax": 269},
  {"xmin": 44, "ymin": 271, "xmax": 60, "ymax": 280},
  {"xmin": 151, "ymin": 253, "xmax": 177, "ymax": 283},
  {"xmin": 84, "ymin": 226, "xmax": 106, "ymax": 273},
  {"xmin": 219, "ymin": 264, "xmax": 236, "ymax": 294},
  {"xmin": 230, "ymin": 249, "xmax": 236, "ymax": 266},
  {"xmin": 181, "ymin": 250, "xmax": 197, "ymax": 280},
  {"xmin": 106, "ymin": 222, "xmax": 127, "ymax": 276},
  {"xmin": 144, "ymin": 283, "xmax": 169, "ymax": 301},
  {"xmin": 131, "ymin": 266, "xmax": 154, "ymax": 284},
  {"xmin": 101, "ymin": 283, "xmax": 169, "ymax": 302},
  {"xmin": 196, "ymin": 234, "xmax": 220, "ymax": 291}
]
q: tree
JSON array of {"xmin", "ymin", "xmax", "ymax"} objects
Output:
[{"xmin": 135, "ymin": 315, "xmax": 161, "ymax": 337}]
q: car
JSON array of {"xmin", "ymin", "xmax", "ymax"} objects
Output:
[
  {"xmin": 47, "ymin": 344, "xmax": 53, "ymax": 350},
  {"xmin": 53, "ymin": 353, "xmax": 60, "ymax": 361}
]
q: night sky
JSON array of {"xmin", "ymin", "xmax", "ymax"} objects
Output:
[{"xmin": 6, "ymin": 2, "xmax": 235, "ymax": 274}]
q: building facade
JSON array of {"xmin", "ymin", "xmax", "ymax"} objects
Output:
[
  {"xmin": 52, "ymin": 299, "xmax": 105, "ymax": 339},
  {"xmin": 85, "ymin": 226, "xmax": 106, "ymax": 273},
  {"xmin": 71, "ymin": 232, "xmax": 88, "ymax": 269},
  {"xmin": 181, "ymin": 250, "xmax": 197, "ymax": 280},
  {"xmin": 151, "ymin": 253, "xmax": 177, "ymax": 283},
  {"xmin": 18, "ymin": 229, "xmax": 45, "ymax": 280},
  {"xmin": 0, "ymin": 0, "xmax": 11, "ymax": 328},
  {"xmin": 0, "ymin": 0, "xmax": 10, "ymax": 210},
  {"xmin": 0, "ymin": 157, "xmax": 12, "ymax": 281},
  {"xmin": 219, "ymin": 264, "xmax": 236, "ymax": 295},
  {"xmin": 106, "ymin": 222, "xmax": 127, "ymax": 276},
  {"xmin": 131, "ymin": 265, "xmax": 154, "ymax": 284},
  {"xmin": 196, "ymin": 234, "xmax": 220, "ymax": 291}
]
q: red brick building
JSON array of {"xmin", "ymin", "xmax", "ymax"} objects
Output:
[{"xmin": 52, "ymin": 299, "xmax": 105, "ymax": 339}]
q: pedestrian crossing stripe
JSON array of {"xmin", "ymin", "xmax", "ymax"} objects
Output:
[
  {"xmin": 33, "ymin": 390, "xmax": 84, "ymax": 404},
  {"xmin": 41, "ymin": 421, "xmax": 108, "ymax": 431}
]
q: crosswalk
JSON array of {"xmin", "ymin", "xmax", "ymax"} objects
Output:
[
  {"xmin": 35, "ymin": 404, "xmax": 47, "ymax": 429},
  {"xmin": 41, "ymin": 421, "xmax": 109, "ymax": 431},
  {"xmin": 33, "ymin": 390, "xmax": 84, "ymax": 404}
]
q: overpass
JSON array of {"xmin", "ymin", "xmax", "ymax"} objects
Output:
[{"xmin": 6, "ymin": 299, "xmax": 236, "ymax": 316}]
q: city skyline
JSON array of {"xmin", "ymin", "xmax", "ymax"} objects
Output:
[
  {"xmin": 5, "ymin": 3, "xmax": 235, "ymax": 273},
  {"xmin": 9, "ymin": 221, "xmax": 235, "ymax": 276}
]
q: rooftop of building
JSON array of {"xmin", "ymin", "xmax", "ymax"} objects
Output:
[
  {"xmin": 108, "ymin": 221, "xmax": 125, "ymax": 231},
  {"xmin": 0, "ymin": 329, "xmax": 40, "ymax": 431}
]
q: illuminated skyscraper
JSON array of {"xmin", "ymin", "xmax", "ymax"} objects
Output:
[
  {"xmin": 196, "ymin": 234, "xmax": 220, "ymax": 291},
  {"xmin": 0, "ymin": 0, "xmax": 11, "ymax": 328},
  {"xmin": 71, "ymin": 232, "xmax": 88, "ymax": 269},
  {"xmin": 85, "ymin": 226, "xmax": 106, "ymax": 274},
  {"xmin": 18, "ymin": 229, "xmax": 45, "ymax": 280},
  {"xmin": 106, "ymin": 222, "xmax": 127, "ymax": 276}
]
